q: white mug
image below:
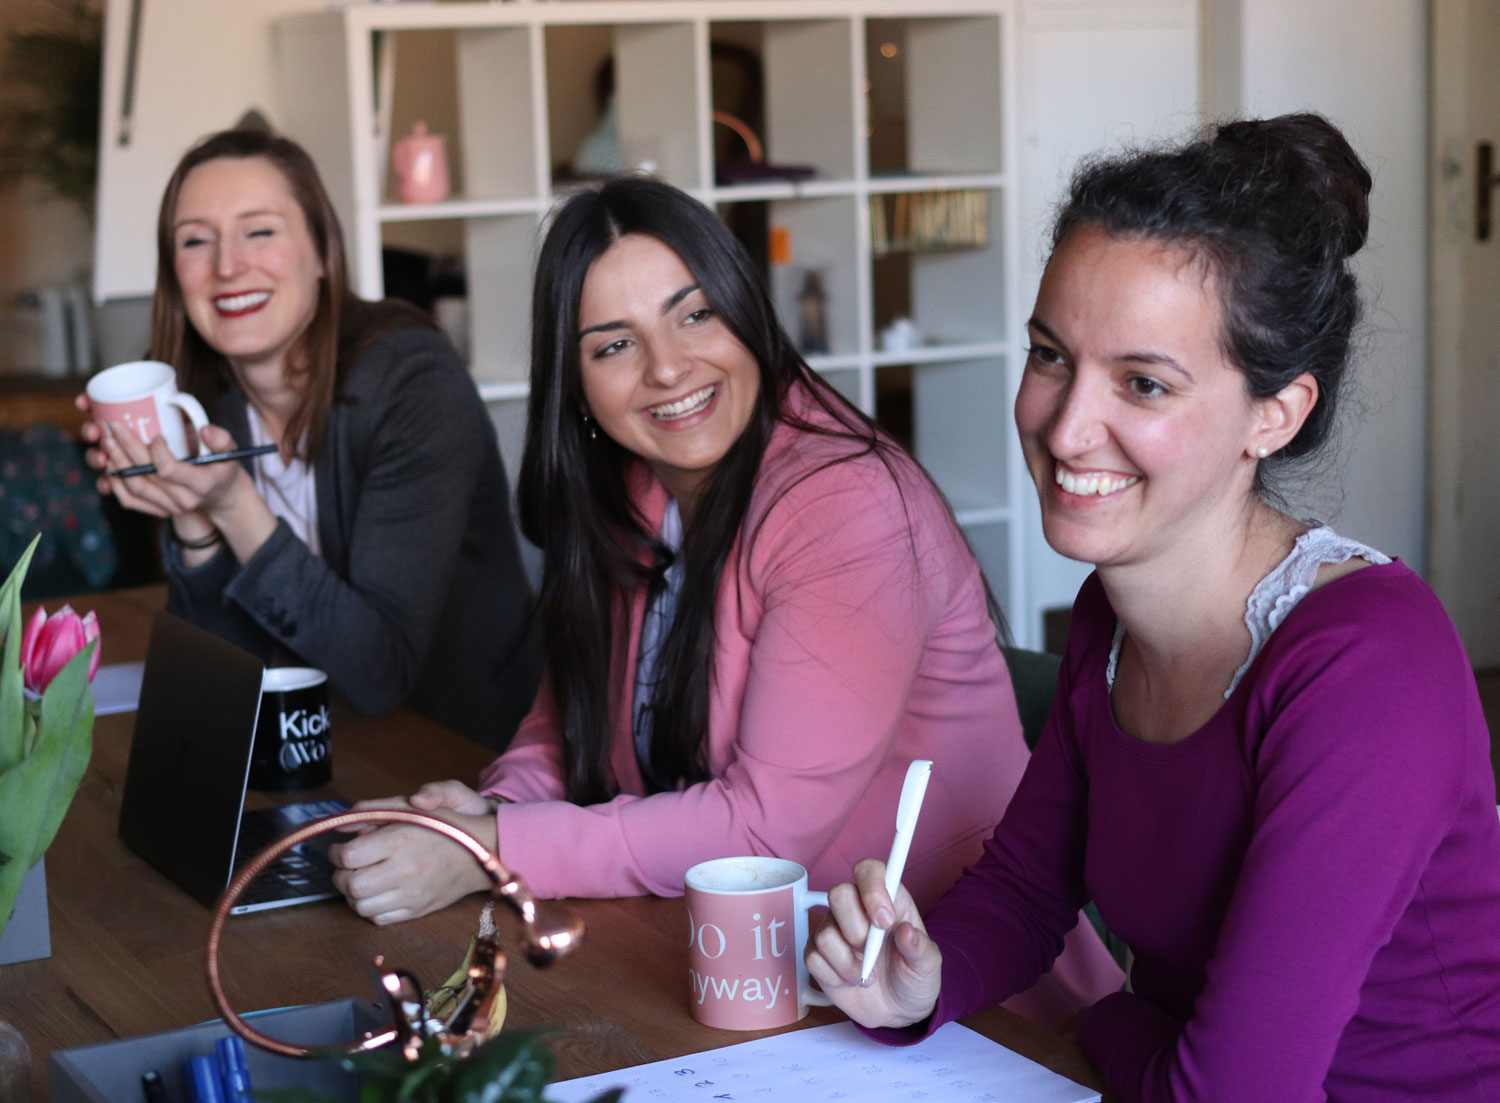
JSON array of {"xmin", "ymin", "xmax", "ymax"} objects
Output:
[
  {"xmin": 86, "ymin": 360, "xmax": 209, "ymax": 460},
  {"xmin": 684, "ymin": 856, "xmax": 833, "ymax": 1030}
]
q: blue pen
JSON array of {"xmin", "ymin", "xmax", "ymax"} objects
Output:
[
  {"xmin": 216, "ymin": 1035, "xmax": 254, "ymax": 1103},
  {"xmin": 184, "ymin": 1054, "xmax": 226, "ymax": 1103}
]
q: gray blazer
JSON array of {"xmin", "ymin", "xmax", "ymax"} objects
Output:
[{"xmin": 163, "ymin": 327, "xmax": 542, "ymax": 750}]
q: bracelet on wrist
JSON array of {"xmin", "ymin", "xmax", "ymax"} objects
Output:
[{"xmin": 170, "ymin": 524, "xmax": 223, "ymax": 550}]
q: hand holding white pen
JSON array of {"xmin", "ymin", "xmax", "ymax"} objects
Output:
[
  {"xmin": 803, "ymin": 760, "xmax": 941, "ymax": 1029},
  {"xmin": 861, "ymin": 759, "xmax": 933, "ymax": 982}
]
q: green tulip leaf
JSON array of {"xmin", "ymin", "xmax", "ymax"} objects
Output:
[
  {"xmin": 29, "ymin": 639, "xmax": 95, "ymax": 848},
  {"xmin": 0, "ymin": 535, "xmax": 39, "ymax": 771},
  {"xmin": 0, "ymin": 637, "xmax": 93, "ymax": 942}
]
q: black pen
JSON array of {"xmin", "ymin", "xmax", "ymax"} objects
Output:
[
  {"xmin": 111, "ymin": 443, "xmax": 279, "ymax": 478},
  {"xmin": 141, "ymin": 1068, "xmax": 169, "ymax": 1103}
]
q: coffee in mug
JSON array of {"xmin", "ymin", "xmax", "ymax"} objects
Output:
[
  {"xmin": 249, "ymin": 667, "xmax": 331, "ymax": 790},
  {"xmin": 85, "ymin": 360, "xmax": 209, "ymax": 460},
  {"xmin": 683, "ymin": 856, "xmax": 832, "ymax": 1030}
]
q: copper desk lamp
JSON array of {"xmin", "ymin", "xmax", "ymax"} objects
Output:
[{"xmin": 204, "ymin": 809, "xmax": 584, "ymax": 1061}]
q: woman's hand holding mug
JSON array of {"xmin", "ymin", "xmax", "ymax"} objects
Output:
[
  {"xmin": 79, "ymin": 360, "xmax": 282, "ymax": 561},
  {"xmin": 83, "ymin": 359, "xmax": 208, "ymax": 460},
  {"xmin": 79, "ymin": 359, "xmax": 238, "ymax": 517},
  {"xmin": 804, "ymin": 857, "xmax": 944, "ymax": 1030}
]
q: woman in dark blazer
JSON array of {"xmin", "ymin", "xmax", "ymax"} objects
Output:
[{"xmin": 83, "ymin": 127, "xmax": 540, "ymax": 749}]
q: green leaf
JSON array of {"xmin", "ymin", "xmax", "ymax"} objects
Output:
[
  {"xmin": 252, "ymin": 1089, "xmax": 343, "ymax": 1103},
  {"xmin": 447, "ymin": 1030, "xmax": 556, "ymax": 1102},
  {"xmin": 29, "ymin": 639, "xmax": 95, "ymax": 848},
  {"xmin": 0, "ymin": 638, "xmax": 93, "ymax": 942},
  {"xmin": 235, "ymin": 1026, "xmax": 622, "ymax": 1103},
  {"xmin": 0, "ymin": 535, "xmax": 40, "ymax": 771}
]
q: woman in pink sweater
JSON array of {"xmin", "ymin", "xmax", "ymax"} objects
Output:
[{"xmin": 331, "ymin": 177, "xmax": 1122, "ymax": 1023}]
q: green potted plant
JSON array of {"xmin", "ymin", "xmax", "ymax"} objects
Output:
[
  {"xmin": 0, "ymin": 0, "xmax": 102, "ymax": 219},
  {"xmin": 0, "ymin": 534, "xmax": 99, "ymax": 964}
]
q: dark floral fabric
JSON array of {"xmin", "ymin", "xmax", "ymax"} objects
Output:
[{"xmin": 0, "ymin": 424, "xmax": 116, "ymax": 589}]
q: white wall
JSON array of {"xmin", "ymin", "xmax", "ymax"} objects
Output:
[
  {"xmin": 1016, "ymin": 0, "xmax": 1202, "ymax": 643},
  {"xmin": 1221, "ymin": 0, "xmax": 1429, "ymax": 571},
  {"xmin": 1017, "ymin": 0, "xmax": 1430, "ymax": 639}
]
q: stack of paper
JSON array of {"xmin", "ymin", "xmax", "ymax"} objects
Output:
[{"xmin": 547, "ymin": 1020, "xmax": 1101, "ymax": 1103}]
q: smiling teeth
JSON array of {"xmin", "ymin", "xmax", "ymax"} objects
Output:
[
  {"xmin": 1055, "ymin": 467, "xmax": 1140, "ymax": 496},
  {"xmin": 215, "ymin": 291, "xmax": 270, "ymax": 312},
  {"xmin": 650, "ymin": 384, "xmax": 715, "ymax": 421}
]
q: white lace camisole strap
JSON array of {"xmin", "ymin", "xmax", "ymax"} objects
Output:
[{"xmin": 1105, "ymin": 525, "xmax": 1391, "ymax": 699}]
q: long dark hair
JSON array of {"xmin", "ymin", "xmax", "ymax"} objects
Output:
[
  {"xmin": 519, "ymin": 177, "xmax": 898, "ymax": 804},
  {"xmin": 151, "ymin": 126, "xmax": 430, "ymax": 459},
  {"xmin": 1051, "ymin": 112, "xmax": 1371, "ymax": 490}
]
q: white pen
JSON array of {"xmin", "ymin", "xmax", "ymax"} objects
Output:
[{"xmin": 861, "ymin": 759, "xmax": 933, "ymax": 982}]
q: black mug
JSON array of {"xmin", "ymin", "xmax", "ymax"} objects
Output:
[{"xmin": 249, "ymin": 667, "xmax": 332, "ymax": 790}]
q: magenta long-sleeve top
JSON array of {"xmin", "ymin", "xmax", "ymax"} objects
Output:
[
  {"xmin": 904, "ymin": 565, "xmax": 1500, "ymax": 1101},
  {"xmin": 478, "ymin": 386, "xmax": 1124, "ymax": 1021}
]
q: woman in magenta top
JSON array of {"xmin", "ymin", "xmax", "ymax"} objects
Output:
[
  {"xmin": 807, "ymin": 114, "xmax": 1500, "ymax": 1100},
  {"xmin": 330, "ymin": 177, "xmax": 1123, "ymax": 1023}
]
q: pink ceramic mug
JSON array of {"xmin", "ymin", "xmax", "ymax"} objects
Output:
[
  {"xmin": 85, "ymin": 360, "xmax": 208, "ymax": 460},
  {"xmin": 684, "ymin": 856, "xmax": 832, "ymax": 1030}
]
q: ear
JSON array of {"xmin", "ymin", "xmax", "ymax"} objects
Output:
[{"xmin": 1248, "ymin": 372, "xmax": 1318, "ymax": 460}]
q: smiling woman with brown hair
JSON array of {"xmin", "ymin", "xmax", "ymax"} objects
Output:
[{"xmin": 80, "ymin": 127, "xmax": 541, "ymax": 750}]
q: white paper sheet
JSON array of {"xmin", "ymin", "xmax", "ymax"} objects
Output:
[
  {"xmin": 547, "ymin": 1021, "xmax": 1102, "ymax": 1103},
  {"xmin": 92, "ymin": 660, "xmax": 145, "ymax": 715}
]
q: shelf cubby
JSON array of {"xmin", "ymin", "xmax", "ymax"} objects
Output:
[
  {"xmin": 866, "ymin": 15, "xmax": 1005, "ymax": 177},
  {"xmin": 463, "ymin": 215, "xmax": 542, "ymax": 387},
  {"xmin": 614, "ymin": 22, "xmax": 704, "ymax": 189},
  {"xmin": 544, "ymin": 23, "xmax": 617, "ymax": 183},
  {"xmin": 707, "ymin": 18, "xmax": 856, "ymax": 186},
  {"xmin": 907, "ymin": 356, "xmax": 1010, "ymax": 515},
  {"xmin": 913, "ymin": 189, "xmax": 1006, "ymax": 346},
  {"xmin": 379, "ymin": 28, "xmax": 462, "ymax": 205},
  {"xmin": 456, "ymin": 25, "xmax": 542, "ymax": 202},
  {"xmin": 764, "ymin": 195, "xmax": 861, "ymax": 360}
]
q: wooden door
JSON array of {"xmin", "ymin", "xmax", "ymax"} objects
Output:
[{"xmin": 1429, "ymin": 0, "xmax": 1500, "ymax": 667}]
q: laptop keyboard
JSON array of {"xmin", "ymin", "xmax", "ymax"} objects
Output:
[{"xmin": 234, "ymin": 798, "xmax": 349, "ymax": 908}]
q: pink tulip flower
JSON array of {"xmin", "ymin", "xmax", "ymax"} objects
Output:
[{"xmin": 19, "ymin": 604, "xmax": 101, "ymax": 694}]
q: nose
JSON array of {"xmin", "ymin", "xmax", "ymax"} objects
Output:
[
  {"xmin": 641, "ymin": 338, "xmax": 688, "ymax": 389},
  {"xmin": 1047, "ymin": 373, "xmax": 1108, "ymax": 458},
  {"xmin": 214, "ymin": 238, "xmax": 247, "ymax": 280}
]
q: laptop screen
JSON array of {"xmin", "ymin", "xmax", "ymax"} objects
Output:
[{"xmin": 119, "ymin": 611, "xmax": 265, "ymax": 907}]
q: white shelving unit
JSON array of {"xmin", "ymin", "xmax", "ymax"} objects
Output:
[{"xmin": 273, "ymin": 0, "xmax": 1032, "ymax": 636}]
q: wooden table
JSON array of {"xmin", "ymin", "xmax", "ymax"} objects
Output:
[{"xmin": 0, "ymin": 587, "xmax": 1107, "ymax": 1099}]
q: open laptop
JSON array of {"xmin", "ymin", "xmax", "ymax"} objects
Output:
[{"xmin": 118, "ymin": 610, "xmax": 347, "ymax": 915}]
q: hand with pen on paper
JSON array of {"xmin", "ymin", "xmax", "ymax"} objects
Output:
[{"xmin": 804, "ymin": 857, "xmax": 944, "ymax": 1030}]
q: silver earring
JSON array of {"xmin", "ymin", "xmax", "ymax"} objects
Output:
[
  {"xmin": 1256, "ymin": 445, "xmax": 1270, "ymax": 459},
  {"xmin": 581, "ymin": 414, "xmax": 598, "ymax": 442}
]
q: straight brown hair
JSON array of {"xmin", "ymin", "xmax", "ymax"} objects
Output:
[{"xmin": 149, "ymin": 128, "xmax": 424, "ymax": 460}]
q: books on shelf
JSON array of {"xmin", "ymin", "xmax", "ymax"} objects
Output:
[{"xmin": 870, "ymin": 188, "xmax": 988, "ymax": 257}]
